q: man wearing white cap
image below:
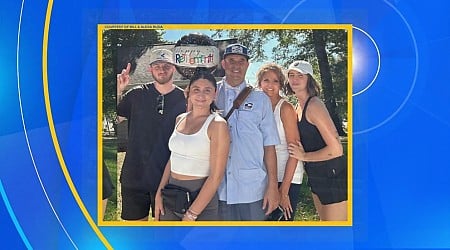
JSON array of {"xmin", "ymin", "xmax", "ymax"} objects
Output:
[
  {"xmin": 215, "ymin": 43, "xmax": 280, "ymax": 220},
  {"xmin": 116, "ymin": 48, "xmax": 186, "ymax": 221}
]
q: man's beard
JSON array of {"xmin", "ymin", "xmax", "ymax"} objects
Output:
[{"xmin": 152, "ymin": 71, "xmax": 174, "ymax": 85}]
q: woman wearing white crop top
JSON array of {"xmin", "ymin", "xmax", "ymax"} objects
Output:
[
  {"xmin": 257, "ymin": 63, "xmax": 304, "ymax": 220},
  {"xmin": 154, "ymin": 70, "xmax": 230, "ymax": 221}
]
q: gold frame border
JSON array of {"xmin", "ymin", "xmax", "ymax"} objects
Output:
[{"xmin": 97, "ymin": 24, "xmax": 353, "ymax": 227}]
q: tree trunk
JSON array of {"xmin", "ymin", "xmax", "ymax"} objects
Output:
[{"xmin": 312, "ymin": 30, "xmax": 346, "ymax": 136}]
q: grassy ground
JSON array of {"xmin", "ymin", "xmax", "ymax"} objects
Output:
[
  {"xmin": 102, "ymin": 137, "xmax": 348, "ymax": 221},
  {"xmin": 103, "ymin": 138, "xmax": 120, "ymax": 221},
  {"xmin": 294, "ymin": 176, "xmax": 320, "ymax": 221}
]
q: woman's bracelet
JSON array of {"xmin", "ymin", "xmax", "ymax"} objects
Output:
[
  {"xmin": 188, "ymin": 208, "xmax": 199, "ymax": 216},
  {"xmin": 184, "ymin": 209, "xmax": 198, "ymax": 221}
]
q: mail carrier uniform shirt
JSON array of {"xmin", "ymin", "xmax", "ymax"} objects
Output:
[{"xmin": 215, "ymin": 78, "xmax": 280, "ymax": 204}]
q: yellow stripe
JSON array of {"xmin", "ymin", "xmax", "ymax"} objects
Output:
[
  {"xmin": 98, "ymin": 23, "xmax": 352, "ymax": 30},
  {"xmin": 97, "ymin": 23, "xmax": 104, "ymax": 229},
  {"xmin": 347, "ymin": 26, "xmax": 353, "ymax": 226},
  {"xmin": 43, "ymin": 1, "xmax": 112, "ymax": 248},
  {"xmin": 99, "ymin": 220, "xmax": 352, "ymax": 226}
]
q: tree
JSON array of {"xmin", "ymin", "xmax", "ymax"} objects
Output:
[
  {"xmin": 102, "ymin": 29, "xmax": 164, "ymax": 130},
  {"xmin": 312, "ymin": 29, "xmax": 346, "ymax": 136},
  {"xmin": 211, "ymin": 28, "xmax": 348, "ymax": 135}
]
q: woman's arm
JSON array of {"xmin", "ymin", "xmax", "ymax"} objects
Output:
[
  {"xmin": 154, "ymin": 160, "xmax": 172, "ymax": 221},
  {"xmin": 278, "ymin": 101, "xmax": 300, "ymax": 219},
  {"xmin": 183, "ymin": 116, "xmax": 230, "ymax": 220},
  {"xmin": 262, "ymin": 145, "xmax": 279, "ymax": 215}
]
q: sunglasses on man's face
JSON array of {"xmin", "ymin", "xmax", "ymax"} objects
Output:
[{"xmin": 156, "ymin": 94, "xmax": 164, "ymax": 115}]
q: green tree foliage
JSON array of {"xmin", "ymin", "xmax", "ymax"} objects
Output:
[
  {"xmin": 102, "ymin": 29, "xmax": 164, "ymax": 126},
  {"xmin": 312, "ymin": 30, "xmax": 346, "ymax": 136},
  {"xmin": 211, "ymin": 29, "xmax": 348, "ymax": 135}
]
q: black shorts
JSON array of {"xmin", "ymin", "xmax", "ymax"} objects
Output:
[
  {"xmin": 121, "ymin": 186, "xmax": 156, "ymax": 220},
  {"xmin": 305, "ymin": 156, "xmax": 347, "ymax": 205}
]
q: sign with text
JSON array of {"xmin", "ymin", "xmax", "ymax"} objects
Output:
[{"xmin": 173, "ymin": 45, "xmax": 219, "ymax": 68}]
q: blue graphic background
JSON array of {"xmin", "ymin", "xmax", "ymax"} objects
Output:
[{"xmin": 1, "ymin": 0, "xmax": 449, "ymax": 249}]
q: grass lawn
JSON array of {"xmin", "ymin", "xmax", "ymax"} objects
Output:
[
  {"xmin": 294, "ymin": 176, "xmax": 320, "ymax": 221},
  {"xmin": 103, "ymin": 138, "xmax": 120, "ymax": 221}
]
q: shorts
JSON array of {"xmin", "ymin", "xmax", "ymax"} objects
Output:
[
  {"xmin": 304, "ymin": 155, "xmax": 347, "ymax": 205},
  {"xmin": 121, "ymin": 186, "xmax": 156, "ymax": 220}
]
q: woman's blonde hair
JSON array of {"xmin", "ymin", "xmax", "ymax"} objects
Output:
[{"xmin": 256, "ymin": 63, "xmax": 286, "ymax": 89}]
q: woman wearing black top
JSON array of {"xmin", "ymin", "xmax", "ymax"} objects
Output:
[{"xmin": 286, "ymin": 60, "xmax": 347, "ymax": 221}]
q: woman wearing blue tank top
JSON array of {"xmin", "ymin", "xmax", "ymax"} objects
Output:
[
  {"xmin": 257, "ymin": 63, "xmax": 305, "ymax": 221},
  {"xmin": 286, "ymin": 60, "xmax": 348, "ymax": 221},
  {"xmin": 154, "ymin": 70, "xmax": 230, "ymax": 221}
]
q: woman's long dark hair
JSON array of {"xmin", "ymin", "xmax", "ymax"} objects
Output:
[{"xmin": 188, "ymin": 67, "xmax": 218, "ymax": 113}]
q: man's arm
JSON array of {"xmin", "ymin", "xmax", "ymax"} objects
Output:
[{"xmin": 116, "ymin": 63, "xmax": 131, "ymax": 123}]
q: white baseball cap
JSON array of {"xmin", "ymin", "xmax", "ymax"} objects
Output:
[
  {"xmin": 288, "ymin": 60, "xmax": 313, "ymax": 75},
  {"xmin": 149, "ymin": 48, "xmax": 174, "ymax": 65}
]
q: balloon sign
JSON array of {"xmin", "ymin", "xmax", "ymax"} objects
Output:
[{"xmin": 173, "ymin": 33, "xmax": 219, "ymax": 78}]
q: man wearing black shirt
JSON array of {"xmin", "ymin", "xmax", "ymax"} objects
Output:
[{"xmin": 117, "ymin": 48, "xmax": 186, "ymax": 220}]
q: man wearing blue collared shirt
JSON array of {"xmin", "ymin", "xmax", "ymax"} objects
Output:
[{"xmin": 216, "ymin": 44, "xmax": 280, "ymax": 220}]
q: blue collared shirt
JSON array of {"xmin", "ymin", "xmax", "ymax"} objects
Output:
[{"xmin": 216, "ymin": 78, "xmax": 280, "ymax": 204}]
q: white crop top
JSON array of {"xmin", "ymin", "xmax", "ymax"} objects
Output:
[
  {"xmin": 274, "ymin": 99, "xmax": 305, "ymax": 184},
  {"xmin": 168, "ymin": 112, "xmax": 217, "ymax": 177}
]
